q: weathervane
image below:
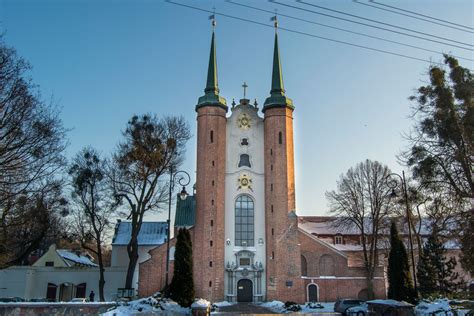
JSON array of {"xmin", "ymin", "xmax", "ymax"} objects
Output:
[
  {"xmin": 242, "ymin": 82, "xmax": 248, "ymax": 99},
  {"xmin": 271, "ymin": 9, "xmax": 278, "ymax": 32},
  {"xmin": 209, "ymin": 6, "xmax": 216, "ymax": 30}
]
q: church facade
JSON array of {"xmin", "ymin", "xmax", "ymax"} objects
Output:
[{"xmin": 138, "ymin": 22, "xmax": 386, "ymax": 303}]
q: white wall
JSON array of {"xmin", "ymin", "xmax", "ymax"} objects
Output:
[
  {"xmin": 0, "ymin": 266, "xmax": 126, "ymax": 301},
  {"xmin": 110, "ymin": 245, "xmax": 157, "ymax": 290},
  {"xmin": 224, "ymin": 102, "xmax": 266, "ymax": 296}
]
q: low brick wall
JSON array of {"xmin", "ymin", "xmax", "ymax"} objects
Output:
[{"xmin": 0, "ymin": 302, "xmax": 116, "ymax": 316}]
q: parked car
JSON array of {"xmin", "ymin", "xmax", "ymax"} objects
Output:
[
  {"xmin": 29, "ymin": 298, "xmax": 48, "ymax": 302},
  {"xmin": 335, "ymin": 299, "xmax": 364, "ymax": 315},
  {"xmin": 367, "ymin": 300, "xmax": 414, "ymax": 316},
  {"xmin": 347, "ymin": 303, "xmax": 368, "ymax": 316},
  {"xmin": 0, "ymin": 297, "xmax": 25, "ymax": 302}
]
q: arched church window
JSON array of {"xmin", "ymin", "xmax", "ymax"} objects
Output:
[
  {"xmin": 238, "ymin": 154, "xmax": 251, "ymax": 168},
  {"xmin": 235, "ymin": 195, "xmax": 254, "ymax": 247}
]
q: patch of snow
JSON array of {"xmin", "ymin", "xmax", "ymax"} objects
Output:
[
  {"xmin": 301, "ymin": 302, "xmax": 335, "ymax": 313},
  {"xmin": 191, "ymin": 298, "xmax": 210, "ymax": 308},
  {"xmin": 101, "ymin": 297, "xmax": 189, "ymax": 315},
  {"xmin": 259, "ymin": 300, "xmax": 286, "ymax": 313},
  {"xmin": 213, "ymin": 301, "xmax": 235, "ymax": 307}
]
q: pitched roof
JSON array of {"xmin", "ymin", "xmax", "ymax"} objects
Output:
[
  {"xmin": 56, "ymin": 250, "xmax": 98, "ymax": 267},
  {"xmin": 112, "ymin": 221, "xmax": 168, "ymax": 246},
  {"xmin": 174, "ymin": 194, "xmax": 195, "ymax": 227}
]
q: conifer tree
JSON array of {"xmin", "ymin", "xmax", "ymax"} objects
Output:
[
  {"xmin": 387, "ymin": 222, "xmax": 417, "ymax": 303},
  {"xmin": 169, "ymin": 228, "xmax": 195, "ymax": 307},
  {"xmin": 417, "ymin": 229, "xmax": 460, "ymax": 297}
]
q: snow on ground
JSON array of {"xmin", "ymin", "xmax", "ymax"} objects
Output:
[
  {"xmin": 415, "ymin": 299, "xmax": 472, "ymax": 316},
  {"xmin": 101, "ymin": 297, "xmax": 189, "ymax": 316},
  {"xmin": 259, "ymin": 301, "xmax": 336, "ymax": 314},
  {"xmin": 191, "ymin": 298, "xmax": 210, "ymax": 308},
  {"xmin": 212, "ymin": 301, "xmax": 235, "ymax": 307}
]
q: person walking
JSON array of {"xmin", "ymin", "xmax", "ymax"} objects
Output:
[{"xmin": 89, "ymin": 290, "xmax": 95, "ymax": 302}]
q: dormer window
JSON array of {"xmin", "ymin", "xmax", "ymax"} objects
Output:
[
  {"xmin": 335, "ymin": 235, "xmax": 343, "ymax": 245},
  {"xmin": 238, "ymin": 154, "xmax": 251, "ymax": 168}
]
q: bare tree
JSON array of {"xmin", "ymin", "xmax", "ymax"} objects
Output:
[
  {"xmin": 0, "ymin": 37, "xmax": 67, "ymax": 267},
  {"xmin": 68, "ymin": 147, "xmax": 114, "ymax": 301},
  {"xmin": 326, "ymin": 159, "xmax": 393, "ymax": 299},
  {"xmin": 109, "ymin": 114, "xmax": 191, "ymax": 289}
]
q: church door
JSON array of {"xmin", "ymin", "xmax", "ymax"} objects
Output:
[
  {"xmin": 237, "ymin": 279, "xmax": 253, "ymax": 302},
  {"xmin": 308, "ymin": 284, "xmax": 318, "ymax": 302}
]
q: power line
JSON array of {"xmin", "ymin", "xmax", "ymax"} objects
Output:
[
  {"xmin": 293, "ymin": 0, "xmax": 473, "ymax": 48},
  {"xmin": 226, "ymin": 0, "xmax": 473, "ymax": 62},
  {"xmin": 271, "ymin": 1, "xmax": 473, "ymax": 52},
  {"xmin": 165, "ymin": 0, "xmax": 463, "ymax": 70},
  {"xmin": 371, "ymin": 0, "xmax": 474, "ymax": 31},
  {"xmin": 353, "ymin": 0, "xmax": 473, "ymax": 34}
]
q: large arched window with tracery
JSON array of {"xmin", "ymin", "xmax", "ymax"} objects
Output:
[{"xmin": 235, "ymin": 195, "xmax": 254, "ymax": 247}]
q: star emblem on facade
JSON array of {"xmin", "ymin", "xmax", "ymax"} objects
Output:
[
  {"xmin": 237, "ymin": 173, "xmax": 253, "ymax": 191},
  {"xmin": 237, "ymin": 113, "xmax": 251, "ymax": 130}
]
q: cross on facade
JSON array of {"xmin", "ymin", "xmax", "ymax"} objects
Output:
[{"xmin": 242, "ymin": 82, "xmax": 248, "ymax": 99}]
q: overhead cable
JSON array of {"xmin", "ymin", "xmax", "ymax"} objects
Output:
[
  {"xmin": 352, "ymin": 0, "xmax": 473, "ymax": 34},
  {"xmin": 270, "ymin": 1, "xmax": 473, "ymax": 52},
  {"xmin": 165, "ymin": 0, "xmax": 466, "ymax": 69},
  {"xmin": 226, "ymin": 0, "xmax": 472, "ymax": 62},
  {"xmin": 291, "ymin": 0, "xmax": 473, "ymax": 48},
  {"xmin": 370, "ymin": 0, "xmax": 474, "ymax": 31}
]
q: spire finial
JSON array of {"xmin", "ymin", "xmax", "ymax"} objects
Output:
[
  {"xmin": 210, "ymin": 7, "xmax": 216, "ymax": 31},
  {"xmin": 271, "ymin": 13, "xmax": 278, "ymax": 33}
]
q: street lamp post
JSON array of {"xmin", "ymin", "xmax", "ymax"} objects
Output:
[
  {"xmin": 386, "ymin": 171, "xmax": 418, "ymax": 293},
  {"xmin": 165, "ymin": 166, "xmax": 190, "ymax": 292}
]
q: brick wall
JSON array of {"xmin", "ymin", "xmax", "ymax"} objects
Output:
[
  {"xmin": 194, "ymin": 106, "xmax": 227, "ymax": 302},
  {"xmin": 264, "ymin": 106, "xmax": 304, "ymax": 303}
]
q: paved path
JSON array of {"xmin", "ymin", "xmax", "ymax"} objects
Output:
[{"xmin": 215, "ymin": 303, "xmax": 278, "ymax": 315}]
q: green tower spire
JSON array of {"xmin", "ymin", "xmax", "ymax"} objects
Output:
[
  {"xmin": 263, "ymin": 21, "xmax": 293, "ymax": 112},
  {"xmin": 196, "ymin": 24, "xmax": 227, "ymax": 112}
]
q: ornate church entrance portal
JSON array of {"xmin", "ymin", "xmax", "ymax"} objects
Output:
[
  {"xmin": 308, "ymin": 284, "xmax": 318, "ymax": 302},
  {"xmin": 237, "ymin": 279, "xmax": 253, "ymax": 302}
]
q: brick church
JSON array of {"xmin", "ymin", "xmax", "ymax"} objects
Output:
[{"xmin": 138, "ymin": 20, "xmax": 386, "ymax": 303}]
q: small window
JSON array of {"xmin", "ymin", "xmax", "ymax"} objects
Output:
[
  {"xmin": 45, "ymin": 261, "xmax": 54, "ymax": 267},
  {"xmin": 335, "ymin": 235, "xmax": 343, "ymax": 245},
  {"xmin": 239, "ymin": 258, "xmax": 250, "ymax": 266},
  {"xmin": 210, "ymin": 240, "xmax": 213, "ymax": 247},
  {"xmin": 271, "ymin": 205, "xmax": 274, "ymax": 213},
  {"xmin": 238, "ymin": 154, "xmax": 251, "ymax": 168},
  {"xmin": 211, "ymin": 199, "xmax": 214, "ymax": 205},
  {"xmin": 271, "ymin": 164, "xmax": 273, "ymax": 171},
  {"xmin": 210, "ymin": 130, "xmax": 214, "ymax": 143},
  {"xmin": 212, "ymin": 180, "xmax": 214, "ymax": 186},
  {"xmin": 271, "ymin": 184, "xmax": 273, "ymax": 191},
  {"xmin": 241, "ymin": 138, "xmax": 249, "ymax": 146},
  {"xmin": 212, "ymin": 160, "xmax": 215, "ymax": 166},
  {"xmin": 272, "ymin": 251, "xmax": 275, "ymax": 259},
  {"xmin": 210, "ymin": 220, "xmax": 214, "ymax": 226},
  {"xmin": 279, "ymin": 131, "xmax": 282, "ymax": 144},
  {"xmin": 270, "ymin": 148, "xmax": 273, "ymax": 155},
  {"xmin": 209, "ymin": 281, "xmax": 212, "ymax": 287},
  {"xmin": 272, "ymin": 228, "xmax": 274, "ymax": 236},
  {"xmin": 209, "ymin": 261, "xmax": 213, "ymax": 267}
]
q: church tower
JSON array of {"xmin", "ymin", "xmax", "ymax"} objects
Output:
[
  {"xmin": 194, "ymin": 20, "xmax": 227, "ymax": 301},
  {"xmin": 263, "ymin": 22, "xmax": 304, "ymax": 302}
]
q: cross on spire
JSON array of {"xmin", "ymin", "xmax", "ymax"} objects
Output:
[{"xmin": 242, "ymin": 82, "xmax": 248, "ymax": 99}]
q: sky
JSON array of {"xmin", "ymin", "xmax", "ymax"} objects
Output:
[{"xmin": 1, "ymin": 0, "xmax": 472, "ymax": 218}]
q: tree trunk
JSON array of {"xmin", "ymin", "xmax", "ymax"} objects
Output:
[
  {"xmin": 125, "ymin": 237, "xmax": 139, "ymax": 290},
  {"xmin": 366, "ymin": 269, "xmax": 375, "ymax": 299},
  {"xmin": 97, "ymin": 239, "xmax": 106, "ymax": 302}
]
